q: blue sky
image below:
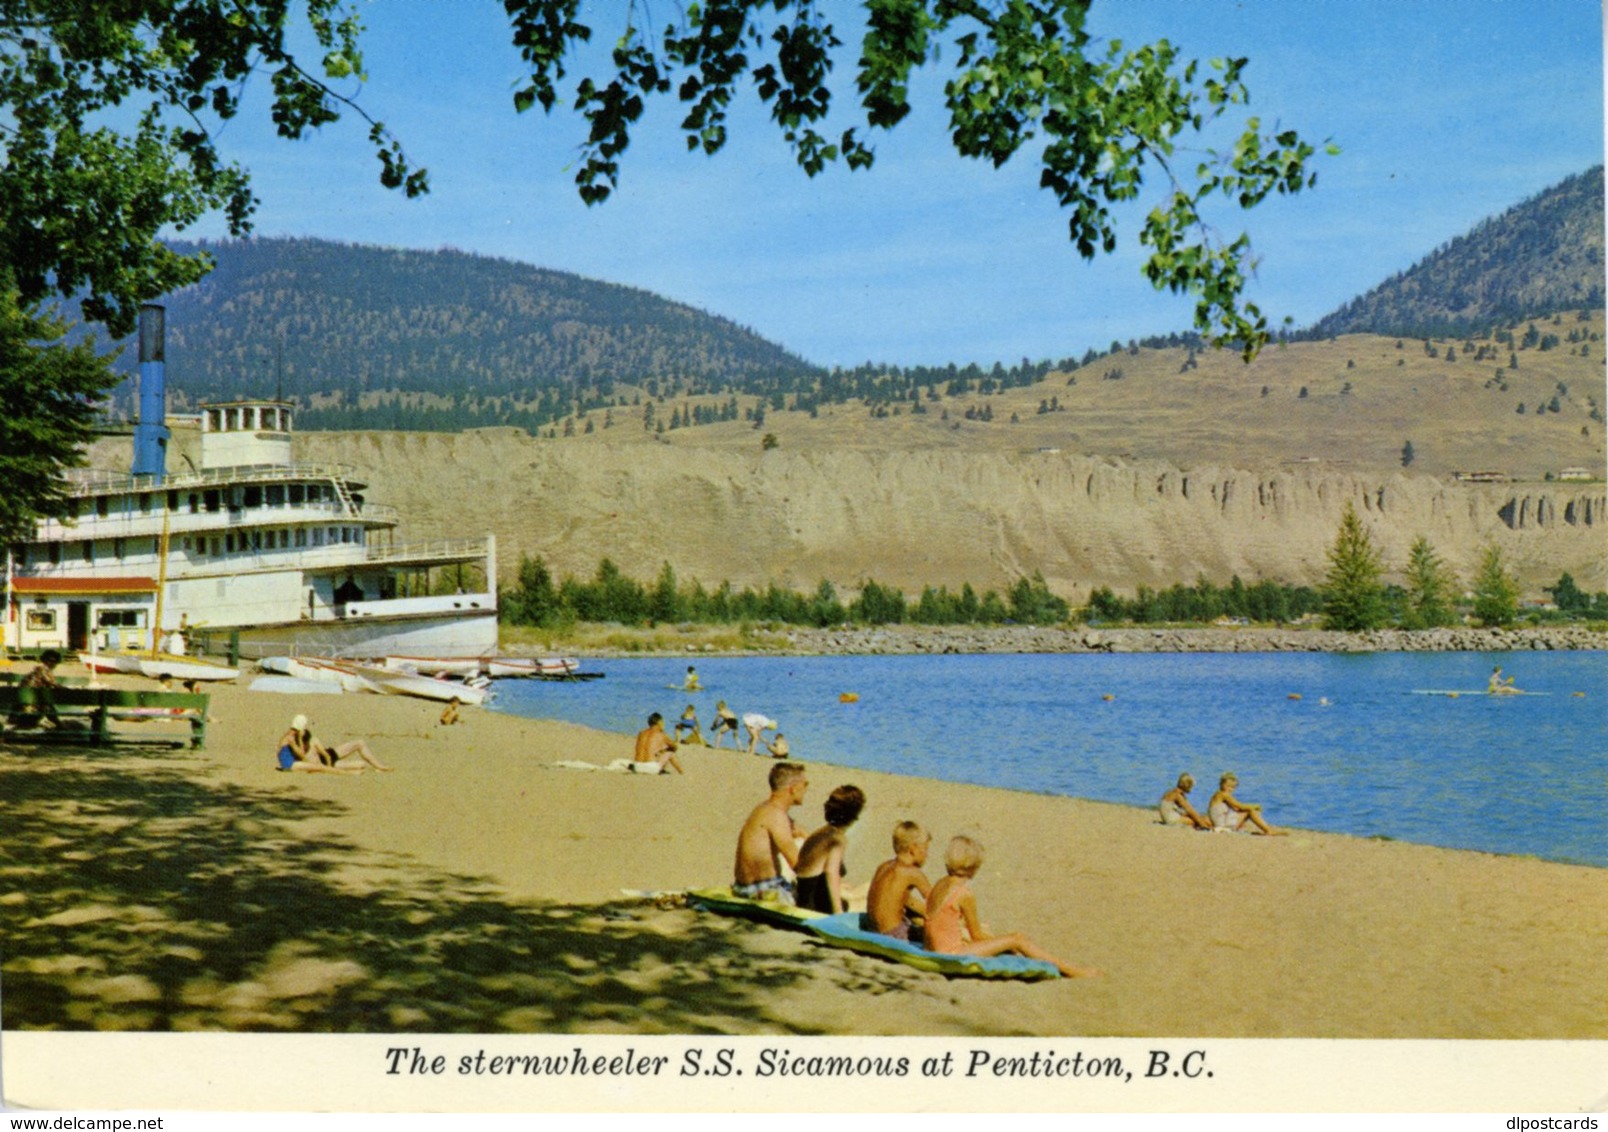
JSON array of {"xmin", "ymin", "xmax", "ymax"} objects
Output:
[{"xmin": 183, "ymin": 0, "xmax": 1606, "ymax": 368}]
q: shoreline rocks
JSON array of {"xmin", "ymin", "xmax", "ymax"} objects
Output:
[{"xmin": 580, "ymin": 623, "xmax": 1608, "ymax": 658}]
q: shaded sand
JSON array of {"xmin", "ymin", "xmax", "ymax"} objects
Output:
[{"xmin": 2, "ymin": 671, "xmax": 1605, "ymax": 1037}]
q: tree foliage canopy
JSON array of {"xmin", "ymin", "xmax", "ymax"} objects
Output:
[
  {"xmin": 0, "ymin": 291, "xmax": 113, "ymax": 543},
  {"xmin": 2, "ymin": 0, "xmax": 1326, "ymax": 351},
  {"xmin": 502, "ymin": 0, "xmax": 1327, "ymax": 357}
]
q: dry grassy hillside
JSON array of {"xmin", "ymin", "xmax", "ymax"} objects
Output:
[
  {"xmin": 96, "ymin": 322, "xmax": 1605, "ymax": 601},
  {"xmin": 554, "ymin": 319, "xmax": 1604, "ymax": 480}
]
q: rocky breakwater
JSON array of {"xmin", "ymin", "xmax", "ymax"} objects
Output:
[{"xmin": 777, "ymin": 623, "xmax": 1607, "ymax": 656}]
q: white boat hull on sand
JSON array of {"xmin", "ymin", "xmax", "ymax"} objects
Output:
[
  {"xmin": 250, "ymin": 675, "xmax": 344, "ymax": 695},
  {"xmin": 383, "ymin": 655, "xmax": 484, "ymax": 678},
  {"xmin": 259, "ymin": 656, "xmax": 384, "ymax": 694},
  {"xmin": 136, "ymin": 656, "xmax": 240, "ymax": 682},
  {"xmin": 341, "ymin": 661, "xmax": 488, "ymax": 705},
  {"xmin": 79, "ymin": 653, "xmax": 142, "ymax": 675},
  {"xmin": 79, "ymin": 652, "xmax": 239, "ymax": 682}
]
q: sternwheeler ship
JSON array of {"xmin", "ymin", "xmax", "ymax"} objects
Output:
[{"xmin": 4, "ymin": 305, "xmax": 498, "ymax": 660}]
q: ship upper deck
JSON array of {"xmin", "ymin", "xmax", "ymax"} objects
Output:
[{"xmin": 62, "ymin": 462, "xmax": 369, "ymax": 496}]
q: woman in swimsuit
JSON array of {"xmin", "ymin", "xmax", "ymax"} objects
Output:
[
  {"xmin": 793, "ymin": 785, "xmax": 865, "ymax": 914},
  {"xmin": 924, "ymin": 836, "xmax": 1099, "ymax": 978},
  {"xmin": 275, "ymin": 714, "xmax": 393, "ymax": 773}
]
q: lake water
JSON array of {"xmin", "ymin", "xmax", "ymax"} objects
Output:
[{"xmin": 488, "ymin": 650, "xmax": 1608, "ymax": 868}]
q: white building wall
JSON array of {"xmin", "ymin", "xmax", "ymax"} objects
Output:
[{"xmin": 166, "ymin": 570, "xmax": 305, "ymax": 631}]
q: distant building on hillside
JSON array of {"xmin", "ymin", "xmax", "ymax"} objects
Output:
[
  {"xmin": 1452, "ymin": 470, "xmax": 1510, "ymax": 483},
  {"xmin": 1558, "ymin": 467, "xmax": 1594, "ymax": 482}
]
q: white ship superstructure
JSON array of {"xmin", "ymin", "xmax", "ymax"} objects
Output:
[{"xmin": 4, "ymin": 306, "xmax": 497, "ymax": 659}]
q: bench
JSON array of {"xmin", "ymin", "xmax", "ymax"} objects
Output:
[{"xmin": 0, "ymin": 686, "xmax": 209, "ymax": 749}]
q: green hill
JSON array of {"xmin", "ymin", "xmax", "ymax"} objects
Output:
[
  {"xmin": 110, "ymin": 237, "xmax": 819, "ymax": 429},
  {"xmin": 1308, "ymin": 167, "xmax": 1604, "ymax": 339}
]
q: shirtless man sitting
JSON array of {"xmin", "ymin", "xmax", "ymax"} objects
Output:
[
  {"xmin": 632, "ymin": 712, "xmax": 684, "ymax": 775},
  {"xmin": 732, "ymin": 762, "xmax": 808, "ymax": 902}
]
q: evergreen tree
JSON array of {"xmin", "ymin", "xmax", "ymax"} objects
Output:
[
  {"xmin": 1545, "ymin": 572, "xmax": 1588, "ymax": 614},
  {"xmin": 1471, "ymin": 545, "xmax": 1519, "ymax": 627},
  {"xmin": 1323, "ymin": 502, "xmax": 1387, "ymax": 631},
  {"xmin": 503, "ymin": 554, "xmax": 568, "ymax": 628},
  {"xmin": 650, "ymin": 561, "xmax": 682, "ymax": 624},
  {"xmin": 1402, "ymin": 536, "xmax": 1457, "ymax": 628}
]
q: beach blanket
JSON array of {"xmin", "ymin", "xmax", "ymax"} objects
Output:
[
  {"xmin": 803, "ymin": 913, "xmax": 1061, "ymax": 980},
  {"xmin": 685, "ymin": 891, "xmax": 1059, "ymax": 980},
  {"xmin": 555, "ymin": 758, "xmax": 663, "ymax": 774},
  {"xmin": 685, "ymin": 886, "xmax": 825, "ymax": 930}
]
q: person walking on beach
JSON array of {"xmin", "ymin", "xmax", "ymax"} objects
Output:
[
  {"xmin": 1158, "ymin": 773, "xmax": 1212, "ymax": 830},
  {"xmin": 863, "ymin": 821, "xmax": 932, "ymax": 941},
  {"xmin": 742, "ymin": 711, "xmax": 778, "ymax": 757},
  {"xmin": 794, "ymin": 785, "xmax": 866, "ymax": 914},
  {"xmin": 924, "ymin": 835, "xmax": 1100, "ymax": 978},
  {"xmin": 275, "ymin": 714, "xmax": 392, "ymax": 773},
  {"xmin": 709, "ymin": 701, "xmax": 740, "ymax": 748},
  {"xmin": 733, "ymin": 762, "xmax": 808, "ymax": 901},
  {"xmin": 632, "ymin": 712, "xmax": 684, "ymax": 775},
  {"xmin": 1207, "ymin": 773, "xmax": 1285, "ymax": 834}
]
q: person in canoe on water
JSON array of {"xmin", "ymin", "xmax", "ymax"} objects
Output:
[{"xmin": 1488, "ymin": 666, "xmax": 1520, "ymax": 695}]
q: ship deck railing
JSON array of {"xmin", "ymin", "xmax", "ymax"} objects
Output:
[{"xmin": 62, "ymin": 463, "xmax": 369, "ymax": 495}]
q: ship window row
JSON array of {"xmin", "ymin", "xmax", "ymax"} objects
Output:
[
  {"xmin": 204, "ymin": 405, "xmax": 291, "ymax": 433},
  {"xmin": 184, "ymin": 526, "xmax": 365, "ymax": 557},
  {"xmin": 82, "ymin": 482, "xmax": 344, "ymax": 519},
  {"xmin": 12, "ymin": 525, "xmax": 365, "ymax": 566}
]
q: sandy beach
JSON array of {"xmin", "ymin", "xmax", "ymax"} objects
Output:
[{"xmin": 3, "ymin": 668, "xmax": 1606, "ymax": 1039}]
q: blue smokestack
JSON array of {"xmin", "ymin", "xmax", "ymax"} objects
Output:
[{"xmin": 132, "ymin": 303, "xmax": 169, "ymax": 481}]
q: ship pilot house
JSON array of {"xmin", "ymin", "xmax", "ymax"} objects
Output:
[{"xmin": 5, "ymin": 305, "xmax": 497, "ymax": 658}]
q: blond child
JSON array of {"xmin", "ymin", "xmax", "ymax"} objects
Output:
[
  {"xmin": 862, "ymin": 821, "xmax": 932, "ymax": 941},
  {"xmin": 1207, "ymin": 773, "xmax": 1285, "ymax": 835},
  {"xmin": 1158, "ymin": 773, "xmax": 1211, "ymax": 829},
  {"xmin": 924, "ymin": 836, "xmax": 1099, "ymax": 978}
]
